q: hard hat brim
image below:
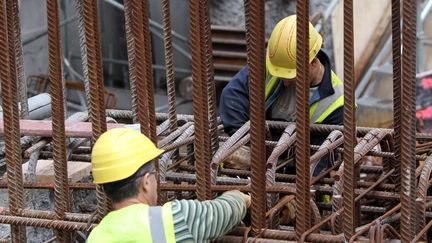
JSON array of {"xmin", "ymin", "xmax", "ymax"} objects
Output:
[{"xmin": 93, "ymin": 147, "xmax": 164, "ymax": 184}]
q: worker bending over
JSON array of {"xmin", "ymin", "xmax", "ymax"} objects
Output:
[
  {"xmin": 219, "ymin": 15, "xmax": 344, "ymax": 175},
  {"xmin": 88, "ymin": 128, "xmax": 250, "ymax": 243}
]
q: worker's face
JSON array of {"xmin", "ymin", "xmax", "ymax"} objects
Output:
[{"xmin": 281, "ymin": 61, "xmax": 318, "ymax": 87}]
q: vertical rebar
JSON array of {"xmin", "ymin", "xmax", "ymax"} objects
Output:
[
  {"xmin": 0, "ymin": 1, "xmax": 25, "ymax": 241},
  {"xmin": 295, "ymin": 1, "xmax": 312, "ymax": 237},
  {"xmin": 189, "ymin": 0, "xmax": 212, "ymax": 200},
  {"xmin": 200, "ymin": 0, "xmax": 219, "ymax": 156},
  {"xmin": 141, "ymin": 0, "xmax": 157, "ymax": 144},
  {"xmin": 46, "ymin": 1, "xmax": 71, "ymax": 241},
  {"xmin": 74, "ymin": 0, "xmax": 92, "ymax": 115},
  {"xmin": 244, "ymin": 0, "xmax": 266, "ymax": 233},
  {"xmin": 342, "ymin": 0, "xmax": 356, "ymax": 239},
  {"xmin": 161, "ymin": 0, "xmax": 178, "ymax": 133},
  {"xmin": 91, "ymin": 0, "xmax": 107, "ymax": 134},
  {"xmin": 124, "ymin": 0, "xmax": 150, "ymax": 137},
  {"xmin": 391, "ymin": 0, "xmax": 402, "ymax": 191},
  {"xmin": 400, "ymin": 0, "xmax": 417, "ymax": 241},
  {"xmin": 9, "ymin": 0, "xmax": 28, "ymax": 118},
  {"xmin": 77, "ymin": 0, "xmax": 108, "ymax": 219}
]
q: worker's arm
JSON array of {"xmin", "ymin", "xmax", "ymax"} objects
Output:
[
  {"xmin": 219, "ymin": 66, "xmax": 251, "ymax": 136},
  {"xmin": 171, "ymin": 190, "xmax": 249, "ymax": 242}
]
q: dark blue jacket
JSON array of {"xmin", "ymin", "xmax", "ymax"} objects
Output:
[{"xmin": 219, "ymin": 50, "xmax": 343, "ymax": 175}]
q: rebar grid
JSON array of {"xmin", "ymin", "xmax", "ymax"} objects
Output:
[{"xmin": 0, "ymin": 1, "xmax": 429, "ymax": 242}]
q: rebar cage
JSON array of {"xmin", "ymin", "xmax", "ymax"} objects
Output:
[{"xmin": 0, "ymin": 0, "xmax": 430, "ymax": 242}]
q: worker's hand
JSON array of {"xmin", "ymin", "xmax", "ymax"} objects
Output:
[{"xmin": 224, "ymin": 190, "xmax": 251, "ymax": 208}]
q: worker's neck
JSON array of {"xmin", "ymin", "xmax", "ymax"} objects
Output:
[{"xmin": 113, "ymin": 197, "xmax": 150, "ymax": 210}]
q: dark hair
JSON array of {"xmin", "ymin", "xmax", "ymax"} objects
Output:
[{"xmin": 102, "ymin": 161, "xmax": 155, "ymax": 204}]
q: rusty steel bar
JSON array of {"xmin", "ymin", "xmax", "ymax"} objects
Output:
[
  {"xmin": 342, "ymin": 0, "xmax": 356, "ymax": 239},
  {"xmin": 77, "ymin": 0, "xmax": 109, "ymax": 220},
  {"xmin": 189, "ymin": 0, "xmax": 212, "ymax": 200},
  {"xmin": 78, "ymin": 0, "xmax": 106, "ymax": 141},
  {"xmin": 161, "ymin": 0, "xmax": 178, "ymax": 133},
  {"xmin": 296, "ymin": 1, "xmax": 311, "ymax": 237},
  {"xmin": 0, "ymin": 215, "xmax": 96, "ymax": 232},
  {"xmin": 1, "ymin": 0, "xmax": 26, "ymax": 241},
  {"xmin": 400, "ymin": 0, "xmax": 417, "ymax": 241},
  {"xmin": 124, "ymin": 0, "xmax": 150, "ymax": 136},
  {"xmin": 416, "ymin": 154, "xmax": 432, "ymax": 237},
  {"xmin": 141, "ymin": 0, "xmax": 157, "ymax": 143},
  {"xmin": 46, "ymin": 1, "xmax": 71, "ymax": 241},
  {"xmin": 244, "ymin": 0, "xmax": 266, "ymax": 233},
  {"xmin": 392, "ymin": 0, "xmax": 402, "ymax": 192},
  {"xmin": 200, "ymin": 0, "xmax": 219, "ymax": 156},
  {"xmin": 7, "ymin": 0, "xmax": 27, "ymax": 118}
]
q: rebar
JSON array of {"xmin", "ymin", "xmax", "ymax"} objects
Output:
[
  {"xmin": 244, "ymin": 0, "xmax": 266, "ymax": 233},
  {"xmin": 161, "ymin": 0, "xmax": 177, "ymax": 133},
  {"xmin": 391, "ymin": 0, "xmax": 402, "ymax": 192},
  {"xmin": 0, "ymin": 1, "xmax": 428, "ymax": 242},
  {"xmin": 1, "ymin": 0, "xmax": 25, "ymax": 241},
  {"xmin": 400, "ymin": 0, "xmax": 417, "ymax": 241},
  {"xmin": 46, "ymin": 1, "xmax": 71, "ymax": 241},
  {"xmin": 189, "ymin": 0, "xmax": 212, "ymax": 200},
  {"xmin": 342, "ymin": 0, "xmax": 356, "ymax": 239},
  {"xmin": 141, "ymin": 0, "xmax": 157, "ymax": 143},
  {"xmin": 75, "ymin": 0, "xmax": 108, "ymax": 221}
]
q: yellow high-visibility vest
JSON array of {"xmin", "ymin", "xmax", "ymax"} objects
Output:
[
  {"xmin": 264, "ymin": 71, "xmax": 344, "ymax": 123},
  {"xmin": 87, "ymin": 202, "xmax": 176, "ymax": 243}
]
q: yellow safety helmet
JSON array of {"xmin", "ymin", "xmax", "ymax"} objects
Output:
[
  {"xmin": 91, "ymin": 128, "xmax": 164, "ymax": 184},
  {"xmin": 266, "ymin": 15, "xmax": 323, "ymax": 79}
]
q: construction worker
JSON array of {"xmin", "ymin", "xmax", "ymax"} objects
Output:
[
  {"xmin": 219, "ymin": 15, "xmax": 344, "ymax": 175},
  {"xmin": 87, "ymin": 128, "xmax": 251, "ymax": 243}
]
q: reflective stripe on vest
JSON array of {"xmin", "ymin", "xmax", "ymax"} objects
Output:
[
  {"xmin": 87, "ymin": 203, "xmax": 176, "ymax": 243},
  {"xmin": 264, "ymin": 70, "xmax": 344, "ymax": 123}
]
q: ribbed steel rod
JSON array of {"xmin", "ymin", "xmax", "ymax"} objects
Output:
[
  {"xmin": 8, "ymin": 0, "xmax": 27, "ymax": 118},
  {"xmin": 189, "ymin": 0, "xmax": 212, "ymax": 200},
  {"xmin": 244, "ymin": 0, "xmax": 266, "ymax": 233},
  {"xmin": 141, "ymin": 0, "xmax": 157, "ymax": 143},
  {"xmin": 78, "ymin": 0, "xmax": 109, "ymax": 219},
  {"xmin": 342, "ymin": 0, "xmax": 356, "ymax": 239},
  {"xmin": 161, "ymin": 0, "xmax": 178, "ymax": 133},
  {"xmin": 296, "ymin": 1, "xmax": 312, "ymax": 237},
  {"xmin": 400, "ymin": 0, "xmax": 417, "ymax": 241},
  {"xmin": 200, "ymin": 0, "xmax": 219, "ymax": 156},
  {"xmin": 124, "ymin": 0, "xmax": 150, "ymax": 137},
  {"xmin": 391, "ymin": 0, "xmax": 402, "ymax": 190},
  {"xmin": 1, "ymin": 1, "xmax": 25, "ymax": 241},
  {"xmin": 46, "ymin": 1, "xmax": 71, "ymax": 241}
]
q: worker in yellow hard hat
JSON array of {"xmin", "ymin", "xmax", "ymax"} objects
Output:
[
  {"xmin": 87, "ymin": 128, "xmax": 251, "ymax": 243},
  {"xmin": 219, "ymin": 15, "xmax": 344, "ymax": 176}
]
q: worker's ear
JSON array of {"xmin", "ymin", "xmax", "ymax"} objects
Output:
[{"xmin": 140, "ymin": 173, "xmax": 152, "ymax": 193}]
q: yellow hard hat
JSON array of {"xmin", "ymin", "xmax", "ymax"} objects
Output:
[
  {"xmin": 266, "ymin": 15, "xmax": 323, "ymax": 79},
  {"xmin": 91, "ymin": 128, "xmax": 164, "ymax": 184}
]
